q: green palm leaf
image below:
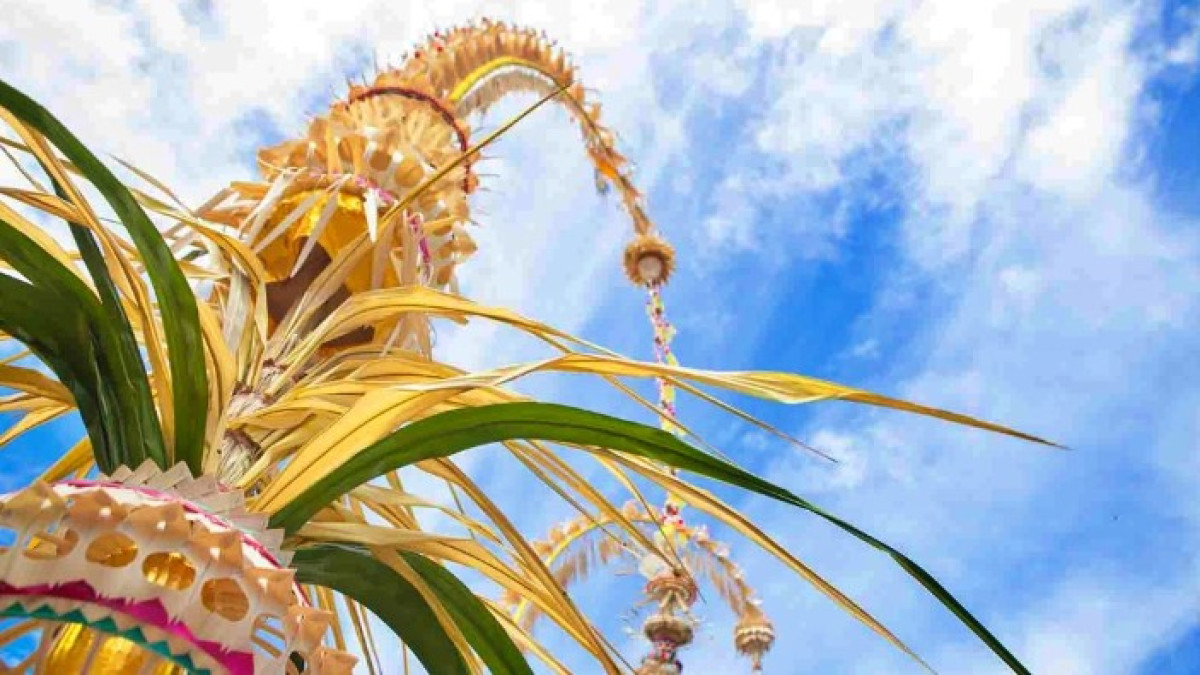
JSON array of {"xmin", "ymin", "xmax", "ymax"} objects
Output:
[
  {"xmin": 270, "ymin": 402, "xmax": 1030, "ymax": 674},
  {"xmin": 293, "ymin": 544, "xmax": 531, "ymax": 674},
  {"xmin": 0, "ymin": 275, "xmax": 106, "ymax": 455},
  {"xmin": 402, "ymin": 549, "xmax": 534, "ymax": 675},
  {"xmin": 60, "ymin": 183, "xmax": 168, "ymax": 468},
  {"xmin": 0, "ymin": 218, "xmax": 160, "ymax": 471},
  {"xmin": 0, "ymin": 78, "xmax": 208, "ymax": 473}
]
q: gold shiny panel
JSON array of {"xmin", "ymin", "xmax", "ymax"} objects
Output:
[
  {"xmin": 42, "ymin": 623, "xmax": 184, "ymax": 674},
  {"xmin": 142, "ymin": 551, "xmax": 197, "ymax": 590},
  {"xmin": 201, "ymin": 577, "xmax": 250, "ymax": 621},
  {"xmin": 84, "ymin": 532, "xmax": 138, "ymax": 567}
]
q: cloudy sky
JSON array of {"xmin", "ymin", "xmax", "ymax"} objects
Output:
[{"xmin": 2, "ymin": 0, "xmax": 1199, "ymax": 673}]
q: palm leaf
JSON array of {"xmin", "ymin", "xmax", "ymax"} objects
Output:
[
  {"xmin": 402, "ymin": 549, "xmax": 534, "ymax": 675},
  {"xmin": 0, "ymin": 211, "xmax": 169, "ymax": 472},
  {"xmin": 0, "ymin": 78, "xmax": 208, "ymax": 472},
  {"xmin": 0, "ymin": 274, "xmax": 113, "ymax": 466},
  {"xmin": 268, "ymin": 402, "xmax": 1029, "ymax": 673},
  {"xmin": 63, "ymin": 199, "xmax": 168, "ymax": 469},
  {"xmin": 292, "ymin": 544, "xmax": 475, "ymax": 675},
  {"xmin": 0, "ymin": 363, "xmax": 73, "ymax": 403}
]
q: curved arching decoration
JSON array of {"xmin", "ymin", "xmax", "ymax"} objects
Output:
[
  {"xmin": 198, "ymin": 19, "xmax": 675, "ymax": 363},
  {"xmin": 395, "ymin": 21, "xmax": 674, "ymax": 283}
]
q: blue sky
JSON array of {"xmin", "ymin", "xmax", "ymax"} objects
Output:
[{"xmin": 2, "ymin": 1, "xmax": 1199, "ymax": 673}]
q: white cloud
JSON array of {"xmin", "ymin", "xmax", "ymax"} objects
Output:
[
  {"xmin": 807, "ymin": 429, "xmax": 870, "ymax": 491},
  {"xmin": 933, "ymin": 566, "xmax": 1200, "ymax": 674},
  {"xmin": 714, "ymin": 0, "xmax": 1162, "ymax": 268},
  {"xmin": 740, "ymin": 0, "xmax": 907, "ymax": 49},
  {"xmin": 1013, "ymin": 7, "xmax": 1143, "ymax": 199},
  {"xmin": 728, "ymin": 1, "xmax": 1200, "ymax": 671}
]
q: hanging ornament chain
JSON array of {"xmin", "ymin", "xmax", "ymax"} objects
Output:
[
  {"xmin": 647, "ymin": 285, "xmax": 689, "ymax": 541},
  {"xmin": 647, "ymin": 285, "xmax": 682, "ymax": 440}
]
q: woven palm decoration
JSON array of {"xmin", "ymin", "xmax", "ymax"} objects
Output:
[{"xmin": 0, "ymin": 18, "xmax": 1054, "ymax": 675}]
